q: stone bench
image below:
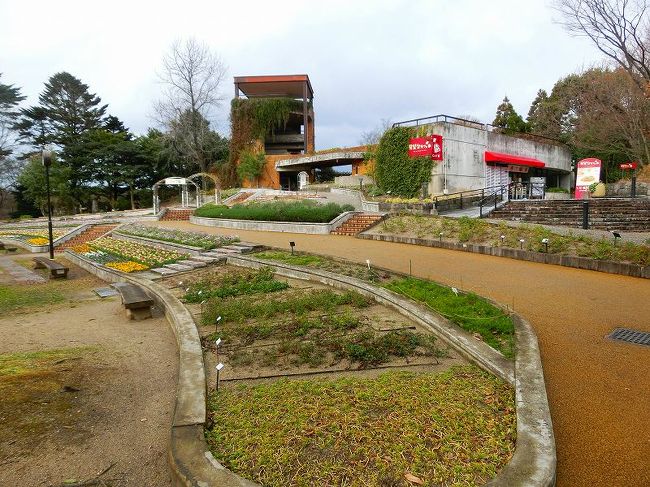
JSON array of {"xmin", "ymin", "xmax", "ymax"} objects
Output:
[
  {"xmin": 111, "ymin": 282, "xmax": 154, "ymax": 320},
  {"xmin": 0, "ymin": 242, "xmax": 18, "ymax": 253},
  {"xmin": 33, "ymin": 257, "xmax": 69, "ymax": 279}
]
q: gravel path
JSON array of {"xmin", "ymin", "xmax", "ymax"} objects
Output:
[
  {"xmin": 0, "ymin": 257, "xmax": 177, "ymax": 486},
  {"xmin": 156, "ymin": 221, "xmax": 650, "ymax": 487}
]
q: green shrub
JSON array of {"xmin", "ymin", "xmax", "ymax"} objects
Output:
[
  {"xmin": 195, "ymin": 200, "xmax": 354, "ymax": 223},
  {"xmin": 545, "ymin": 187, "xmax": 569, "ymax": 193}
]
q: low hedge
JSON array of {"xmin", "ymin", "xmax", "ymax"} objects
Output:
[{"xmin": 195, "ymin": 200, "xmax": 354, "ymax": 223}]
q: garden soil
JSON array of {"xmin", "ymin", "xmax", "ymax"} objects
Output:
[
  {"xmin": 0, "ymin": 256, "xmax": 177, "ymax": 487},
  {"xmin": 156, "ymin": 220, "xmax": 650, "ymax": 487}
]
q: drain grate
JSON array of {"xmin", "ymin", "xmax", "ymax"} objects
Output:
[{"xmin": 608, "ymin": 328, "xmax": 650, "ymax": 347}]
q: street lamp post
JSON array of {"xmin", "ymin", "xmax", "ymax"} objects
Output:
[{"xmin": 42, "ymin": 150, "xmax": 54, "ymax": 259}]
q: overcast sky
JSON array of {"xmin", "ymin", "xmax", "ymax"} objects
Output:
[{"xmin": 1, "ymin": 0, "xmax": 603, "ymax": 149}]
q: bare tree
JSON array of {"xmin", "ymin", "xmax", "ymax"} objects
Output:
[
  {"xmin": 154, "ymin": 38, "xmax": 227, "ymax": 174},
  {"xmin": 359, "ymin": 118, "xmax": 393, "ymax": 146},
  {"xmin": 554, "ymin": 0, "xmax": 650, "ymax": 90}
]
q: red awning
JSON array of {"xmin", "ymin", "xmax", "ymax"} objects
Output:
[{"xmin": 484, "ymin": 151, "xmax": 546, "ymax": 168}]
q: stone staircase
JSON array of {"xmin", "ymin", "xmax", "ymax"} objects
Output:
[
  {"xmin": 489, "ymin": 198, "xmax": 650, "ymax": 231},
  {"xmin": 149, "ymin": 241, "xmax": 265, "ymax": 276},
  {"xmin": 161, "ymin": 209, "xmax": 194, "ymax": 221},
  {"xmin": 55, "ymin": 224, "xmax": 118, "ymax": 252},
  {"xmin": 331, "ymin": 213, "xmax": 385, "ymax": 236}
]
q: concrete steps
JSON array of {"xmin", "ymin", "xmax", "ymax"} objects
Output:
[
  {"xmin": 490, "ymin": 199, "xmax": 650, "ymax": 230},
  {"xmin": 55, "ymin": 224, "xmax": 118, "ymax": 252},
  {"xmin": 331, "ymin": 213, "xmax": 384, "ymax": 236}
]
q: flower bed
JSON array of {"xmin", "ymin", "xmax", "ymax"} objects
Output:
[
  {"xmin": 69, "ymin": 237, "xmax": 187, "ymax": 273},
  {"xmin": 0, "ymin": 229, "xmax": 67, "ymax": 244},
  {"xmin": 116, "ymin": 224, "xmax": 238, "ymax": 250}
]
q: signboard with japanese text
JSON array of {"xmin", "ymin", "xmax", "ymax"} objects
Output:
[
  {"xmin": 575, "ymin": 158, "xmax": 601, "ymax": 199},
  {"xmin": 620, "ymin": 162, "xmax": 638, "ymax": 170},
  {"xmin": 408, "ymin": 137, "xmax": 432, "ymax": 157},
  {"xmin": 408, "ymin": 135, "xmax": 443, "ymax": 161},
  {"xmin": 164, "ymin": 177, "xmax": 186, "ymax": 185},
  {"xmin": 507, "ymin": 165, "xmax": 529, "ymax": 174}
]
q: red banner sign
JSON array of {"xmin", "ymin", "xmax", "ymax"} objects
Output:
[
  {"xmin": 408, "ymin": 137, "xmax": 432, "ymax": 157},
  {"xmin": 620, "ymin": 162, "xmax": 638, "ymax": 170},
  {"xmin": 408, "ymin": 135, "xmax": 443, "ymax": 161},
  {"xmin": 431, "ymin": 135, "xmax": 443, "ymax": 161}
]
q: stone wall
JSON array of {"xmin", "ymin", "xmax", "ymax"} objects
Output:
[{"xmin": 606, "ymin": 180, "xmax": 649, "ymax": 197}]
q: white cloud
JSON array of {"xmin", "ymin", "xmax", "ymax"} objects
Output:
[{"xmin": 1, "ymin": 0, "xmax": 603, "ymax": 149}]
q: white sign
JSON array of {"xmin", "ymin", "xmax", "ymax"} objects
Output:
[
  {"xmin": 530, "ymin": 177, "xmax": 546, "ymax": 198},
  {"xmin": 164, "ymin": 177, "xmax": 186, "ymax": 185}
]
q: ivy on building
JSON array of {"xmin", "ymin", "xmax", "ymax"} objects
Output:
[
  {"xmin": 236, "ymin": 150, "xmax": 266, "ymax": 187},
  {"xmin": 374, "ymin": 126, "xmax": 434, "ymax": 197},
  {"xmin": 224, "ymin": 97, "xmax": 305, "ymax": 185}
]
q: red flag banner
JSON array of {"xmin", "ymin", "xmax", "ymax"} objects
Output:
[
  {"xmin": 408, "ymin": 137, "xmax": 433, "ymax": 157},
  {"xmin": 431, "ymin": 135, "xmax": 443, "ymax": 161}
]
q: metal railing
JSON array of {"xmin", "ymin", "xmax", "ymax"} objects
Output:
[{"xmin": 432, "ymin": 183, "xmax": 509, "ymax": 214}]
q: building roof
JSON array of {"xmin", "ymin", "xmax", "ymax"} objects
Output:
[{"xmin": 234, "ymin": 74, "xmax": 314, "ymax": 99}]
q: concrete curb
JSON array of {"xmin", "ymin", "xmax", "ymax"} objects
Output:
[
  {"xmin": 63, "ymin": 249, "xmax": 555, "ymax": 487},
  {"xmin": 62, "ymin": 251, "xmax": 257, "ymax": 486},
  {"xmin": 359, "ymin": 232, "xmax": 649, "ymax": 279},
  {"xmin": 225, "ymin": 255, "xmax": 556, "ymax": 487}
]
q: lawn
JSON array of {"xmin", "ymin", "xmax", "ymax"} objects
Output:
[
  {"xmin": 385, "ymin": 277, "xmax": 515, "ymax": 359},
  {"xmin": 206, "ymin": 366, "xmax": 516, "ymax": 487},
  {"xmin": 195, "ymin": 200, "xmax": 354, "ymax": 223},
  {"xmin": 0, "ymin": 284, "xmax": 65, "ymax": 314},
  {"xmin": 376, "ymin": 215, "xmax": 650, "ymax": 266}
]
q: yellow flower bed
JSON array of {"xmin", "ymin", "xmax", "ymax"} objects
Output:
[
  {"xmin": 105, "ymin": 261, "xmax": 149, "ymax": 273},
  {"xmin": 27, "ymin": 237, "xmax": 49, "ymax": 245},
  {"xmin": 71, "ymin": 243, "xmax": 92, "ymax": 253}
]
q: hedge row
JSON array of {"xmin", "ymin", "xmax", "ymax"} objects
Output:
[{"xmin": 195, "ymin": 200, "xmax": 354, "ymax": 223}]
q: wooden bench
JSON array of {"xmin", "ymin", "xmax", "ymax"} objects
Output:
[
  {"xmin": 111, "ymin": 282, "xmax": 154, "ymax": 320},
  {"xmin": 0, "ymin": 242, "xmax": 18, "ymax": 253},
  {"xmin": 33, "ymin": 257, "xmax": 69, "ymax": 279}
]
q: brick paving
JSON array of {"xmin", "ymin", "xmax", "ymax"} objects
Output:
[{"xmin": 156, "ymin": 220, "xmax": 650, "ymax": 487}]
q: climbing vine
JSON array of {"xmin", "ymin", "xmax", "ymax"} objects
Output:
[
  {"xmin": 374, "ymin": 127, "xmax": 434, "ymax": 197},
  {"xmin": 224, "ymin": 97, "xmax": 305, "ymax": 186}
]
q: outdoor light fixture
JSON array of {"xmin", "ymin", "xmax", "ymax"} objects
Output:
[
  {"xmin": 42, "ymin": 150, "xmax": 55, "ymax": 259},
  {"xmin": 365, "ymin": 259, "xmax": 371, "ymax": 270},
  {"xmin": 289, "ymin": 241, "xmax": 296, "ymax": 255},
  {"xmin": 612, "ymin": 231, "xmax": 622, "ymax": 246},
  {"xmin": 500, "ymin": 235, "xmax": 505, "ymax": 246},
  {"xmin": 541, "ymin": 238, "xmax": 549, "ymax": 253},
  {"xmin": 216, "ymin": 363, "xmax": 225, "ymax": 391},
  {"xmin": 519, "ymin": 238, "xmax": 525, "ymax": 250}
]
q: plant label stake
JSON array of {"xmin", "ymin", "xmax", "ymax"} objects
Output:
[
  {"xmin": 215, "ymin": 315, "xmax": 221, "ymax": 334},
  {"xmin": 216, "ymin": 363, "xmax": 224, "ymax": 391},
  {"xmin": 215, "ymin": 337, "xmax": 222, "ymax": 361},
  {"xmin": 289, "ymin": 241, "xmax": 295, "ymax": 255},
  {"xmin": 366, "ymin": 259, "xmax": 371, "ymax": 270}
]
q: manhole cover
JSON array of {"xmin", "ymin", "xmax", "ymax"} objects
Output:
[{"xmin": 608, "ymin": 328, "xmax": 650, "ymax": 347}]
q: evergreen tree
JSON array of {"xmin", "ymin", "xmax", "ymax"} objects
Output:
[
  {"xmin": 0, "ymin": 73, "xmax": 25, "ymax": 159},
  {"xmin": 16, "ymin": 72, "xmax": 108, "ymax": 206},
  {"xmin": 493, "ymin": 96, "xmax": 528, "ymax": 134}
]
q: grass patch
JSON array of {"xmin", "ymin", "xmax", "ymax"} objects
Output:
[
  {"xmin": 0, "ymin": 284, "xmax": 65, "ymax": 314},
  {"xmin": 206, "ymin": 366, "xmax": 515, "ymax": 487},
  {"xmin": 255, "ymin": 250, "xmax": 328, "ymax": 267},
  {"xmin": 378, "ymin": 215, "xmax": 650, "ymax": 265},
  {"xmin": 385, "ymin": 277, "xmax": 515, "ymax": 359},
  {"xmin": 184, "ymin": 267, "xmax": 288, "ymax": 303},
  {"xmin": 0, "ymin": 347, "xmax": 89, "ymax": 377},
  {"xmin": 195, "ymin": 200, "xmax": 354, "ymax": 223}
]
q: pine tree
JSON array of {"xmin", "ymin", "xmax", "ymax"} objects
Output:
[
  {"xmin": 493, "ymin": 96, "xmax": 528, "ymax": 134},
  {"xmin": 0, "ymin": 73, "xmax": 25, "ymax": 158}
]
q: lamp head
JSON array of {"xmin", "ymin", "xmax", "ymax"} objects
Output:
[{"xmin": 42, "ymin": 150, "xmax": 52, "ymax": 167}]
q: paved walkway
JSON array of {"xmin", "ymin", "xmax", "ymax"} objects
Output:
[
  {"xmin": 155, "ymin": 221, "xmax": 650, "ymax": 487},
  {"xmin": 0, "ymin": 255, "xmax": 46, "ymax": 284}
]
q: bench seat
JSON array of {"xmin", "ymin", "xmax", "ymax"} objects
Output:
[
  {"xmin": 33, "ymin": 257, "xmax": 69, "ymax": 279},
  {"xmin": 111, "ymin": 282, "xmax": 154, "ymax": 320}
]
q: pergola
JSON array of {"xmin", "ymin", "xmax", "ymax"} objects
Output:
[{"xmin": 152, "ymin": 177, "xmax": 200, "ymax": 215}]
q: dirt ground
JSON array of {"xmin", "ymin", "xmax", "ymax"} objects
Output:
[
  {"xmin": 155, "ymin": 220, "xmax": 650, "ymax": 487},
  {"xmin": 0, "ymin": 257, "xmax": 178, "ymax": 487}
]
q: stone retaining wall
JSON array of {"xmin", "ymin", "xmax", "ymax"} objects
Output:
[{"xmin": 360, "ymin": 233, "xmax": 649, "ymax": 279}]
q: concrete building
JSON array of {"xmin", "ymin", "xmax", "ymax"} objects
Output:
[{"xmin": 394, "ymin": 115, "xmax": 572, "ymax": 196}]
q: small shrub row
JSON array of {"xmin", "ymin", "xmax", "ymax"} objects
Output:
[
  {"xmin": 195, "ymin": 200, "xmax": 354, "ymax": 223},
  {"xmin": 184, "ymin": 267, "xmax": 288, "ymax": 303}
]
